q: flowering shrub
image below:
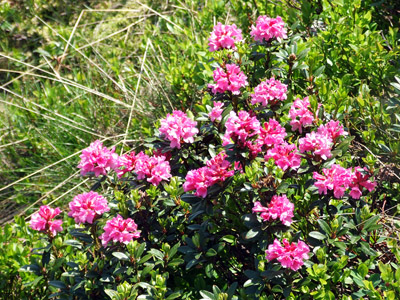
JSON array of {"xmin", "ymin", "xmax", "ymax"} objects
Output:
[{"xmin": 19, "ymin": 13, "xmax": 390, "ymax": 300}]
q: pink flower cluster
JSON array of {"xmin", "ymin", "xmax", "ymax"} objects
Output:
[
  {"xmin": 78, "ymin": 140, "xmax": 118, "ymax": 177},
  {"xmin": 317, "ymin": 120, "xmax": 347, "ymax": 143},
  {"xmin": 288, "ymin": 97, "xmax": 315, "ymax": 133},
  {"xmin": 258, "ymin": 119, "xmax": 287, "ymax": 147},
  {"xmin": 266, "ymin": 238, "xmax": 310, "ymax": 271},
  {"xmin": 222, "ymin": 110, "xmax": 260, "ymax": 148},
  {"xmin": 30, "ymin": 205, "xmax": 63, "ymax": 236},
  {"xmin": 208, "ymin": 64, "xmax": 248, "ymax": 95},
  {"xmin": 208, "ymin": 22, "xmax": 243, "ymax": 52},
  {"xmin": 117, "ymin": 151, "xmax": 172, "ymax": 186},
  {"xmin": 209, "ymin": 101, "xmax": 224, "ymax": 122},
  {"xmin": 99, "ymin": 214, "xmax": 140, "ymax": 247},
  {"xmin": 183, "ymin": 151, "xmax": 234, "ymax": 198},
  {"xmin": 251, "ymin": 78, "xmax": 287, "ymax": 106},
  {"xmin": 299, "ymin": 131, "xmax": 333, "ymax": 160},
  {"xmin": 252, "ymin": 194, "xmax": 294, "ymax": 226},
  {"xmin": 265, "ymin": 142, "xmax": 301, "ymax": 171},
  {"xmin": 313, "ymin": 164, "xmax": 377, "ymax": 199},
  {"xmin": 250, "ymin": 15, "xmax": 287, "ymax": 42},
  {"xmin": 68, "ymin": 191, "xmax": 110, "ymax": 224},
  {"xmin": 159, "ymin": 110, "xmax": 199, "ymax": 149}
]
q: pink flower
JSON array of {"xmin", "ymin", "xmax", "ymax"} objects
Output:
[
  {"xmin": 258, "ymin": 119, "xmax": 287, "ymax": 148},
  {"xmin": 68, "ymin": 191, "xmax": 110, "ymax": 224},
  {"xmin": 314, "ymin": 165, "xmax": 377, "ymax": 199},
  {"xmin": 146, "ymin": 156, "xmax": 172, "ymax": 186},
  {"xmin": 100, "ymin": 215, "xmax": 140, "ymax": 247},
  {"xmin": 183, "ymin": 167, "xmax": 211, "ymax": 198},
  {"xmin": 159, "ymin": 110, "xmax": 199, "ymax": 149},
  {"xmin": 265, "ymin": 142, "xmax": 301, "ymax": 171},
  {"xmin": 208, "ymin": 22, "xmax": 243, "ymax": 52},
  {"xmin": 299, "ymin": 131, "xmax": 333, "ymax": 160},
  {"xmin": 206, "ymin": 151, "xmax": 235, "ymax": 185},
  {"xmin": 30, "ymin": 205, "xmax": 63, "ymax": 236},
  {"xmin": 209, "ymin": 101, "xmax": 224, "ymax": 122},
  {"xmin": 153, "ymin": 148, "xmax": 172, "ymax": 161},
  {"xmin": 250, "ymin": 15, "xmax": 287, "ymax": 42},
  {"xmin": 288, "ymin": 97, "xmax": 315, "ymax": 133},
  {"xmin": 252, "ymin": 201, "xmax": 269, "ymax": 220},
  {"xmin": 117, "ymin": 151, "xmax": 172, "ymax": 186},
  {"xmin": 253, "ymin": 195, "xmax": 294, "ymax": 226},
  {"xmin": 313, "ymin": 164, "xmax": 353, "ymax": 198},
  {"xmin": 183, "ymin": 152, "xmax": 234, "ymax": 198},
  {"xmin": 251, "ymin": 78, "xmax": 287, "ymax": 106},
  {"xmin": 208, "ymin": 64, "xmax": 248, "ymax": 95},
  {"xmin": 266, "ymin": 238, "xmax": 310, "ymax": 271},
  {"xmin": 116, "ymin": 152, "xmax": 139, "ymax": 178},
  {"xmin": 317, "ymin": 120, "xmax": 347, "ymax": 143},
  {"xmin": 348, "ymin": 167, "xmax": 377, "ymax": 199},
  {"xmin": 223, "ymin": 110, "xmax": 261, "ymax": 147},
  {"xmin": 78, "ymin": 140, "xmax": 119, "ymax": 177}
]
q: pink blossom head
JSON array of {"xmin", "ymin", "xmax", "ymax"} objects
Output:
[
  {"xmin": 288, "ymin": 97, "xmax": 315, "ymax": 133},
  {"xmin": 349, "ymin": 167, "xmax": 377, "ymax": 199},
  {"xmin": 266, "ymin": 238, "xmax": 310, "ymax": 271},
  {"xmin": 209, "ymin": 101, "xmax": 224, "ymax": 122},
  {"xmin": 78, "ymin": 140, "xmax": 118, "ymax": 177},
  {"xmin": 159, "ymin": 110, "xmax": 199, "ymax": 149},
  {"xmin": 206, "ymin": 151, "xmax": 235, "ymax": 185},
  {"xmin": 68, "ymin": 191, "xmax": 110, "ymax": 224},
  {"xmin": 208, "ymin": 22, "xmax": 243, "ymax": 52},
  {"xmin": 317, "ymin": 120, "xmax": 348, "ymax": 143},
  {"xmin": 252, "ymin": 195, "xmax": 294, "ymax": 226},
  {"xmin": 299, "ymin": 131, "xmax": 333, "ymax": 160},
  {"xmin": 251, "ymin": 78, "xmax": 287, "ymax": 106},
  {"xmin": 30, "ymin": 205, "xmax": 63, "ymax": 236},
  {"xmin": 252, "ymin": 201, "xmax": 269, "ymax": 220},
  {"xmin": 223, "ymin": 110, "xmax": 261, "ymax": 147},
  {"xmin": 313, "ymin": 164, "xmax": 353, "ymax": 198},
  {"xmin": 146, "ymin": 156, "xmax": 172, "ymax": 186},
  {"xmin": 258, "ymin": 119, "xmax": 287, "ymax": 148},
  {"xmin": 183, "ymin": 167, "xmax": 211, "ymax": 198},
  {"xmin": 116, "ymin": 152, "xmax": 138, "ymax": 178},
  {"xmin": 265, "ymin": 142, "xmax": 301, "ymax": 171},
  {"xmin": 251, "ymin": 15, "xmax": 287, "ymax": 42},
  {"xmin": 100, "ymin": 215, "xmax": 140, "ymax": 247},
  {"xmin": 208, "ymin": 64, "xmax": 248, "ymax": 95}
]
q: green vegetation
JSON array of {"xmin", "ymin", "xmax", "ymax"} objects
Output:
[{"xmin": 1, "ymin": 0, "xmax": 399, "ymax": 299}]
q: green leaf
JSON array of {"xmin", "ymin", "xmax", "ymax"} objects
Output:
[
  {"xmin": 206, "ymin": 248, "xmax": 217, "ymax": 257},
  {"xmin": 112, "ymin": 252, "xmax": 130, "ymax": 261},
  {"xmin": 317, "ymin": 219, "xmax": 331, "ymax": 235},
  {"xmin": 314, "ymin": 66, "xmax": 325, "ymax": 77},
  {"xmin": 309, "ymin": 231, "xmax": 326, "ymax": 240},
  {"xmin": 49, "ymin": 280, "xmax": 67, "ymax": 290},
  {"xmin": 358, "ymin": 263, "xmax": 369, "ymax": 278},
  {"xmin": 244, "ymin": 228, "xmax": 260, "ymax": 240},
  {"xmin": 362, "ymin": 215, "xmax": 381, "ymax": 232},
  {"xmin": 105, "ymin": 289, "xmax": 119, "ymax": 300},
  {"xmin": 199, "ymin": 290, "xmax": 215, "ymax": 300},
  {"xmin": 166, "ymin": 292, "xmax": 182, "ymax": 300}
]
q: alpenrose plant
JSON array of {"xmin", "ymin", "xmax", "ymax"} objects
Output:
[{"xmin": 19, "ymin": 15, "xmax": 396, "ymax": 300}]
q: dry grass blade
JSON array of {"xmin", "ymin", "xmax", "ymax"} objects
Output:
[
  {"xmin": 121, "ymin": 39, "xmax": 150, "ymax": 152},
  {"xmin": 34, "ymin": 15, "xmax": 135, "ymax": 99}
]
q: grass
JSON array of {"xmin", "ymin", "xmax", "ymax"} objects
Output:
[{"xmin": 0, "ymin": 0, "xmax": 180, "ymax": 221}]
